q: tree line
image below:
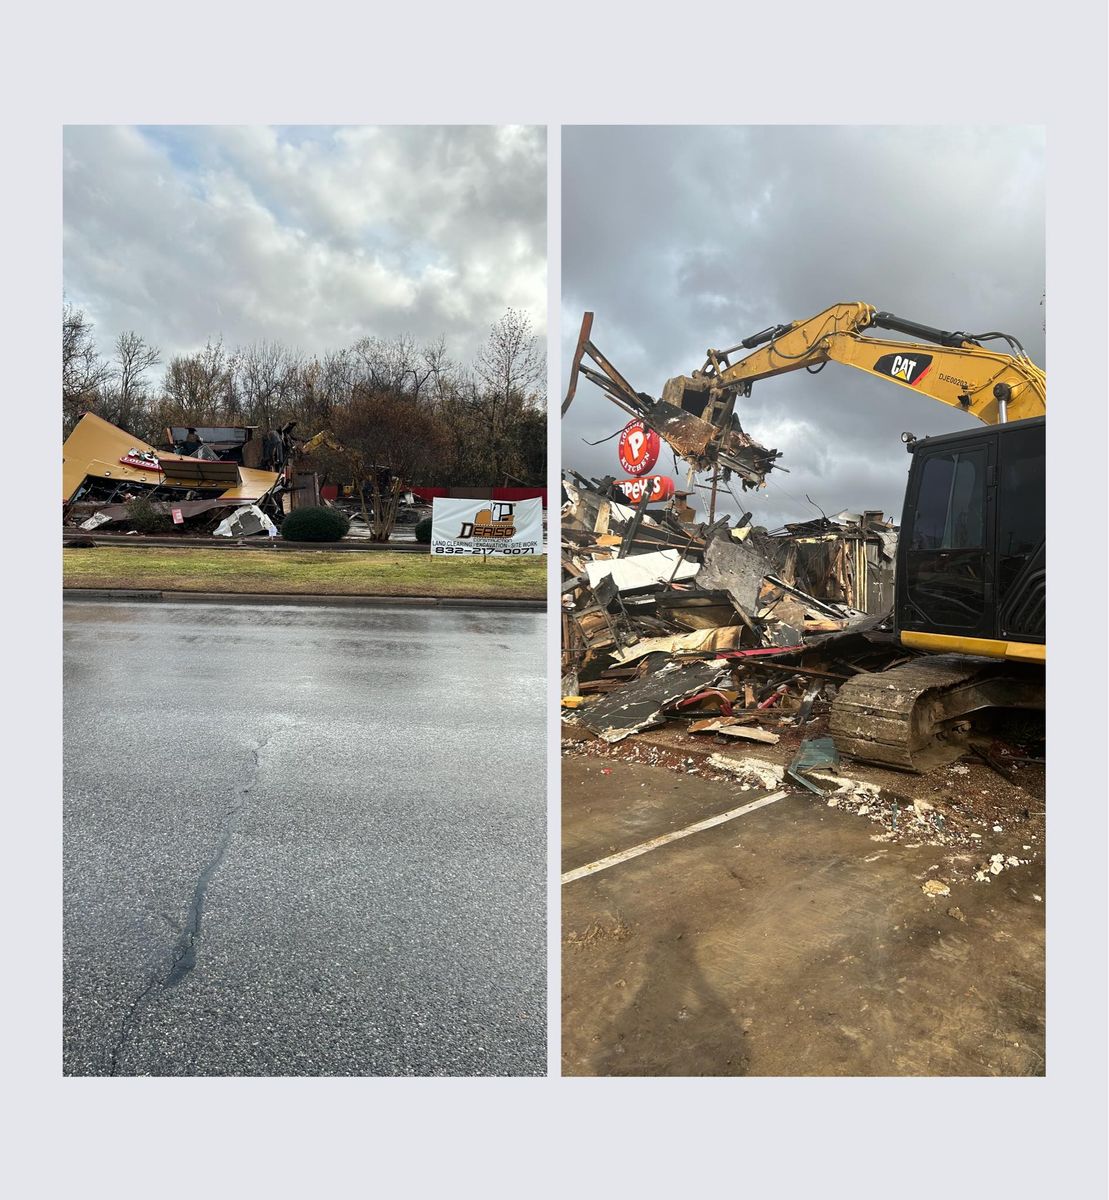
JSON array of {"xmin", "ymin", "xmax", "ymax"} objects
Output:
[{"xmin": 62, "ymin": 303, "xmax": 547, "ymax": 487}]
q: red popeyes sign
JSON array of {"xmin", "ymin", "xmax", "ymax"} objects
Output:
[
  {"xmin": 615, "ymin": 475, "xmax": 675, "ymax": 505},
  {"xmin": 617, "ymin": 420, "xmax": 660, "ymax": 476}
]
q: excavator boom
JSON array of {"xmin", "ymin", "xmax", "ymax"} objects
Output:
[
  {"xmin": 563, "ymin": 303, "xmax": 1045, "ymax": 495},
  {"xmin": 669, "ymin": 301, "xmax": 1045, "ymax": 426}
]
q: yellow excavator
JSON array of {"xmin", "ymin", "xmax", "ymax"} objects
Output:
[
  {"xmin": 565, "ymin": 302, "xmax": 1046, "ymax": 771},
  {"xmin": 299, "ymin": 429, "xmax": 348, "ymax": 458}
]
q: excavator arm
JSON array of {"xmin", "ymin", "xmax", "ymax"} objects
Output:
[
  {"xmin": 300, "ymin": 430, "xmax": 348, "ymax": 456},
  {"xmin": 564, "ymin": 303, "xmax": 1044, "ymax": 491},
  {"xmin": 666, "ymin": 301, "xmax": 1046, "ymax": 426}
]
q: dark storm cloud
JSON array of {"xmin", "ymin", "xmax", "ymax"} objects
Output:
[
  {"xmin": 562, "ymin": 125, "xmax": 1044, "ymax": 528},
  {"xmin": 63, "ymin": 125, "xmax": 546, "ymax": 371}
]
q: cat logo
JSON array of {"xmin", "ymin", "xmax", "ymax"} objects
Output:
[
  {"xmin": 873, "ymin": 351, "xmax": 933, "ymax": 387},
  {"xmin": 458, "ymin": 502, "xmax": 517, "ymax": 539}
]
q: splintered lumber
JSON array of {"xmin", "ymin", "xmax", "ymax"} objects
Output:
[{"xmin": 714, "ymin": 724, "xmax": 780, "ymax": 744}]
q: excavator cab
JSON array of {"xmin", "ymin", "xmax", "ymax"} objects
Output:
[
  {"xmin": 830, "ymin": 416, "xmax": 1045, "ymax": 773},
  {"xmin": 896, "ymin": 416, "xmax": 1045, "ymax": 660}
]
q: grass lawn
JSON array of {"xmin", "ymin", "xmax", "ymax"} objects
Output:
[{"xmin": 63, "ymin": 545, "xmax": 546, "ymax": 601}]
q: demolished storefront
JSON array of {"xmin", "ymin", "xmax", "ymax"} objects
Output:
[
  {"xmin": 561, "ymin": 473, "xmax": 901, "ymax": 737},
  {"xmin": 63, "ymin": 413, "xmax": 283, "ymax": 533},
  {"xmin": 772, "ymin": 510, "xmax": 897, "ymax": 616},
  {"xmin": 559, "ymin": 301, "xmax": 915, "ymax": 768}
]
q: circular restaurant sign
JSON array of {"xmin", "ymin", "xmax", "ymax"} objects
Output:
[{"xmin": 617, "ymin": 420, "xmax": 660, "ymax": 476}]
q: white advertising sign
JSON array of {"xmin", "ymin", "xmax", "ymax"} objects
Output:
[{"xmin": 430, "ymin": 497, "xmax": 544, "ymax": 557}]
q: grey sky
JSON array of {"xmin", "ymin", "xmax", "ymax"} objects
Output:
[
  {"xmin": 64, "ymin": 124, "xmax": 546, "ymax": 374},
  {"xmin": 561, "ymin": 125, "xmax": 1044, "ymax": 529}
]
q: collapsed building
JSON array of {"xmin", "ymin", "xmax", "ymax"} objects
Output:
[
  {"xmin": 63, "ymin": 413, "xmax": 283, "ymax": 534},
  {"xmin": 163, "ymin": 422, "xmax": 295, "ymax": 470},
  {"xmin": 562, "ymin": 472, "xmax": 899, "ymax": 700},
  {"xmin": 559, "ymin": 335, "xmax": 921, "ymax": 770},
  {"xmin": 561, "ymin": 471, "xmax": 1039, "ymax": 785},
  {"xmin": 62, "ymin": 414, "xmax": 543, "ymax": 540},
  {"xmin": 559, "ymin": 308, "xmax": 951, "ymax": 770}
]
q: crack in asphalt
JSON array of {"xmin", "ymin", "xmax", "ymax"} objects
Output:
[{"xmin": 107, "ymin": 732, "xmax": 273, "ymax": 1075}]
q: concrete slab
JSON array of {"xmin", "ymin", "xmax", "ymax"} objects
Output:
[{"xmin": 562, "ymin": 755, "xmax": 1044, "ymax": 1076}]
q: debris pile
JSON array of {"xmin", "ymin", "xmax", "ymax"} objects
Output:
[
  {"xmin": 62, "ymin": 414, "xmax": 435, "ymax": 540},
  {"xmin": 561, "ymin": 472, "xmax": 904, "ymax": 746},
  {"xmin": 63, "ymin": 413, "xmax": 285, "ymax": 534},
  {"xmin": 564, "ymin": 727, "xmax": 1045, "ymax": 904}
]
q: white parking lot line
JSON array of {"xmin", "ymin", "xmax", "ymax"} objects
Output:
[{"xmin": 561, "ymin": 789, "xmax": 790, "ymax": 884}]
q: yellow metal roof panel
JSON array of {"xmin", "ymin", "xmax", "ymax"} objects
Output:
[{"xmin": 63, "ymin": 413, "xmax": 279, "ymax": 503}]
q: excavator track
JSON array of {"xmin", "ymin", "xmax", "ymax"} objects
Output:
[{"xmin": 829, "ymin": 654, "xmax": 1044, "ymax": 773}]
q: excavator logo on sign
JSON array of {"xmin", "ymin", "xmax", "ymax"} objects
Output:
[
  {"xmin": 873, "ymin": 352, "xmax": 933, "ymax": 387},
  {"xmin": 457, "ymin": 502, "xmax": 517, "ymax": 539}
]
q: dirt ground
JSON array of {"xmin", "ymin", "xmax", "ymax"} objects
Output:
[{"xmin": 561, "ymin": 722, "xmax": 1045, "ymax": 1077}]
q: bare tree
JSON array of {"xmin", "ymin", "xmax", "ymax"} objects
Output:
[
  {"xmin": 472, "ymin": 308, "xmax": 546, "ymax": 481},
  {"xmin": 297, "ymin": 348, "xmax": 354, "ymax": 434},
  {"xmin": 116, "ymin": 331, "xmax": 160, "ymax": 397},
  {"xmin": 235, "ymin": 340, "xmax": 303, "ymax": 429},
  {"xmin": 62, "ymin": 303, "xmax": 113, "ymax": 435},
  {"xmin": 422, "ymin": 335, "xmax": 455, "ymax": 406},
  {"xmin": 97, "ymin": 331, "xmax": 160, "ymax": 435},
  {"xmin": 161, "ymin": 338, "xmax": 233, "ymax": 424},
  {"xmin": 474, "ymin": 308, "xmax": 545, "ymax": 403},
  {"xmin": 351, "ymin": 331, "xmax": 436, "ymax": 398}
]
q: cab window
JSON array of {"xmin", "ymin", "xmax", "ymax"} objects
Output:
[{"xmin": 910, "ymin": 451, "xmax": 985, "ymax": 550}]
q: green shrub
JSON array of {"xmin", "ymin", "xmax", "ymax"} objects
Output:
[
  {"xmin": 414, "ymin": 517, "xmax": 433, "ymax": 544},
  {"xmin": 281, "ymin": 506, "xmax": 351, "ymax": 542},
  {"xmin": 126, "ymin": 497, "xmax": 174, "ymax": 534}
]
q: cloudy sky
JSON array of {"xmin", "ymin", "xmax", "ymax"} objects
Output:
[
  {"xmin": 562, "ymin": 125, "xmax": 1045, "ymax": 529},
  {"xmin": 64, "ymin": 125, "xmax": 546, "ymax": 372}
]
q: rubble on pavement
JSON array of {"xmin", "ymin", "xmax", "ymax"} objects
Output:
[
  {"xmin": 563, "ymin": 725, "xmax": 1045, "ymax": 893},
  {"xmin": 561, "ymin": 311, "xmax": 1046, "ymax": 902},
  {"xmin": 561, "ymin": 468, "xmax": 1045, "ymax": 883},
  {"xmin": 562, "ymin": 470, "xmax": 905, "ymax": 756}
]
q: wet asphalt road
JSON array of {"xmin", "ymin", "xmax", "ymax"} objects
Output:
[{"xmin": 63, "ymin": 600, "xmax": 546, "ymax": 1076}]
